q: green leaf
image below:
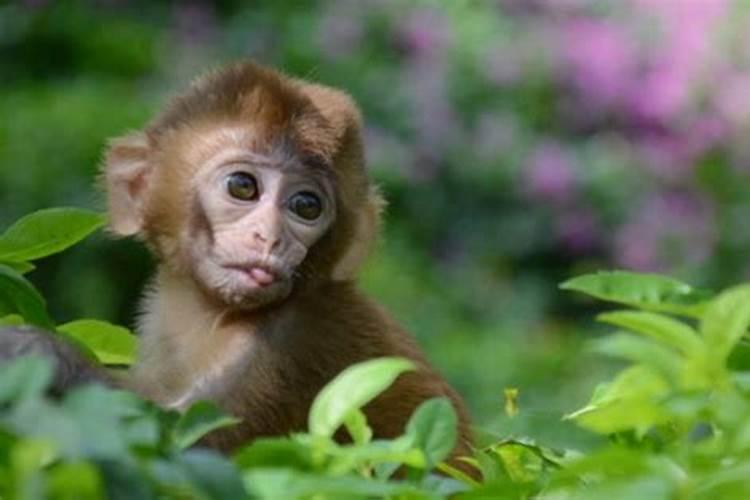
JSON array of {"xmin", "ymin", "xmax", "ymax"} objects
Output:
[
  {"xmin": 560, "ymin": 271, "xmax": 710, "ymax": 317},
  {"xmin": 0, "ymin": 208, "xmax": 105, "ymax": 262},
  {"xmin": 57, "ymin": 319, "xmax": 137, "ymax": 366},
  {"xmin": 564, "ymin": 365, "xmax": 670, "ymax": 435},
  {"xmin": 701, "ymin": 285, "xmax": 750, "ymax": 362},
  {"xmin": 173, "ymin": 401, "xmax": 241, "ymax": 450},
  {"xmin": 405, "ymin": 397, "xmax": 458, "ymax": 468},
  {"xmin": 597, "ymin": 310, "xmax": 703, "ymax": 355},
  {"xmin": 0, "ymin": 264, "xmax": 54, "ymax": 328},
  {"xmin": 0, "ymin": 314, "xmax": 25, "ymax": 327},
  {"xmin": 325, "ymin": 435, "xmax": 425, "ymax": 475},
  {"xmin": 0, "ymin": 261, "xmax": 35, "ymax": 274},
  {"xmin": 243, "ymin": 468, "xmax": 422, "ymax": 499},
  {"xmin": 308, "ymin": 357, "xmax": 415, "ymax": 438},
  {"xmin": 177, "ymin": 449, "xmax": 248, "ymax": 500},
  {"xmin": 47, "ymin": 461, "xmax": 103, "ymax": 500},
  {"xmin": 491, "ymin": 442, "xmax": 545, "ymax": 483},
  {"xmin": 590, "ymin": 333, "xmax": 683, "ymax": 381},
  {"xmin": 343, "ymin": 408, "xmax": 373, "ymax": 445},
  {"xmin": 0, "ymin": 355, "xmax": 53, "ymax": 404},
  {"xmin": 233, "ymin": 438, "xmax": 315, "ymax": 471}
]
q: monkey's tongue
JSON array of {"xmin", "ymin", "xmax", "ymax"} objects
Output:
[{"xmin": 249, "ymin": 267, "xmax": 275, "ymax": 286}]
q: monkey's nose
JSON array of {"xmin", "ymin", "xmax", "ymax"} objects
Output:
[{"xmin": 253, "ymin": 231, "xmax": 281, "ymax": 252}]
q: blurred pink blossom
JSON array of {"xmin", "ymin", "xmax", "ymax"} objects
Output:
[
  {"xmin": 628, "ymin": 0, "xmax": 728, "ymax": 123},
  {"xmin": 636, "ymin": 132, "xmax": 693, "ymax": 181},
  {"xmin": 614, "ymin": 191, "xmax": 715, "ymax": 271},
  {"xmin": 524, "ymin": 141, "xmax": 577, "ymax": 204},
  {"xmin": 560, "ymin": 18, "xmax": 637, "ymax": 106}
]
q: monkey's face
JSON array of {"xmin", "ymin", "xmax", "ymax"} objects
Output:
[
  {"xmin": 103, "ymin": 62, "xmax": 382, "ymax": 307},
  {"xmin": 183, "ymin": 142, "xmax": 336, "ymax": 309}
]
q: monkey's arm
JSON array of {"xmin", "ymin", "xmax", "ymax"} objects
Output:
[{"xmin": 0, "ymin": 326, "xmax": 115, "ymax": 396}]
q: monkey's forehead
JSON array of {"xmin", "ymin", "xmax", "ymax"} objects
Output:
[{"xmin": 158, "ymin": 124, "xmax": 334, "ymax": 177}]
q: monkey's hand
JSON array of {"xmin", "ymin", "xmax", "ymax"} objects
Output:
[{"xmin": 0, "ymin": 325, "xmax": 114, "ymax": 397}]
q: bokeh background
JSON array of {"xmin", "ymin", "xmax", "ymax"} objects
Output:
[{"xmin": 2, "ymin": 0, "xmax": 750, "ymax": 451}]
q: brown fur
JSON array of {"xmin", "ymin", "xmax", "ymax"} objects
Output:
[{"xmin": 102, "ymin": 61, "xmax": 475, "ymax": 471}]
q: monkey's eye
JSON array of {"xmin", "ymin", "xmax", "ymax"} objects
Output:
[
  {"xmin": 288, "ymin": 191, "xmax": 323, "ymax": 221},
  {"xmin": 226, "ymin": 172, "xmax": 258, "ymax": 201}
]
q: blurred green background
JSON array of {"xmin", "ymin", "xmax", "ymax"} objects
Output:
[{"xmin": 3, "ymin": 0, "xmax": 750, "ymax": 452}]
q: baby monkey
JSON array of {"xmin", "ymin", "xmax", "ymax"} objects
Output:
[{"xmin": 12, "ymin": 62, "xmax": 474, "ymax": 464}]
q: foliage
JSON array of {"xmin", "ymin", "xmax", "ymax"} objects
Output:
[{"xmin": 3, "ymin": 209, "xmax": 750, "ymax": 497}]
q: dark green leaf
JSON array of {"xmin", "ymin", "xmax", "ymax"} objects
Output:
[
  {"xmin": 172, "ymin": 401, "xmax": 240, "ymax": 450},
  {"xmin": 0, "ymin": 355, "xmax": 53, "ymax": 404},
  {"xmin": 0, "ymin": 264, "xmax": 54, "ymax": 328},
  {"xmin": 178, "ymin": 449, "xmax": 248, "ymax": 500},
  {"xmin": 0, "ymin": 261, "xmax": 35, "ymax": 274}
]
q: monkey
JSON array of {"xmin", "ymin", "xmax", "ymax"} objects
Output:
[{"xmin": 1, "ymin": 61, "xmax": 475, "ymax": 470}]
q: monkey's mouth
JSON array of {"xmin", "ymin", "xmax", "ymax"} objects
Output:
[{"xmin": 225, "ymin": 264, "xmax": 282, "ymax": 288}]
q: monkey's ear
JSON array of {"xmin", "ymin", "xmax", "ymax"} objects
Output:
[
  {"xmin": 295, "ymin": 82, "xmax": 363, "ymax": 152},
  {"xmin": 101, "ymin": 132, "xmax": 153, "ymax": 236},
  {"xmin": 331, "ymin": 187, "xmax": 385, "ymax": 281}
]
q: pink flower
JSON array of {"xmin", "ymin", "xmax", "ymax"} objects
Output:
[
  {"xmin": 524, "ymin": 141, "xmax": 577, "ymax": 204},
  {"xmin": 559, "ymin": 17, "xmax": 637, "ymax": 107}
]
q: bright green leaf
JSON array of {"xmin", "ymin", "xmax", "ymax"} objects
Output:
[
  {"xmin": 0, "ymin": 264, "xmax": 54, "ymax": 328},
  {"xmin": 598, "ymin": 310, "xmax": 703, "ymax": 355},
  {"xmin": 701, "ymin": 285, "xmax": 750, "ymax": 362},
  {"xmin": 308, "ymin": 357, "xmax": 415, "ymax": 438},
  {"xmin": 0, "ymin": 208, "xmax": 105, "ymax": 262},
  {"xmin": 57, "ymin": 319, "xmax": 137, "ymax": 366},
  {"xmin": 561, "ymin": 271, "xmax": 710, "ymax": 317},
  {"xmin": 343, "ymin": 408, "xmax": 373, "ymax": 445},
  {"xmin": 590, "ymin": 333, "xmax": 683, "ymax": 382},
  {"xmin": 564, "ymin": 365, "xmax": 670, "ymax": 435},
  {"xmin": 173, "ymin": 401, "xmax": 241, "ymax": 450},
  {"xmin": 47, "ymin": 461, "xmax": 103, "ymax": 500},
  {"xmin": 326, "ymin": 435, "xmax": 425, "ymax": 475},
  {"xmin": 0, "ymin": 314, "xmax": 25, "ymax": 327},
  {"xmin": 492, "ymin": 442, "xmax": 544, "ymax": 483}
]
